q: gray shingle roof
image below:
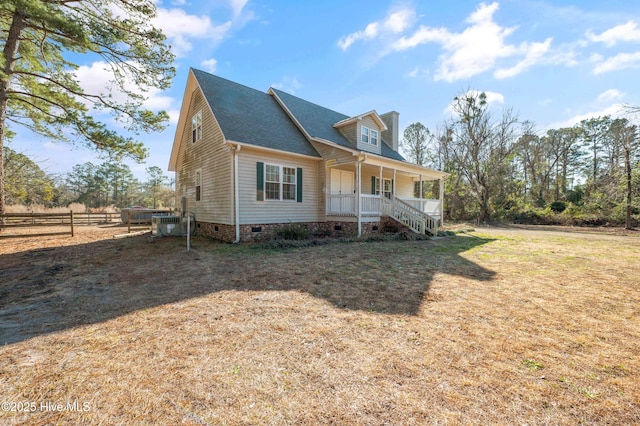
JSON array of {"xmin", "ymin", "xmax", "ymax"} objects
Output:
[
  {"xmin": 271, "ymin": 88, "xmax": 405, "ymax": 162},
  {"xmin": 191, "ymin": 68, "xmax": 405, "ymax": 162},
  {"xmin": 192, "ymin": 69, "xmax": 320, "ymax": 158}
]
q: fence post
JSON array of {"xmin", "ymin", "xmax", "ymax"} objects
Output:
[
  {"xmin": 128, "ymin": 210, "xmax": 131, "ymax": 233},
  {"xmin": 70, "ymin": 211, "xmax": 75, "ymax": 237}
]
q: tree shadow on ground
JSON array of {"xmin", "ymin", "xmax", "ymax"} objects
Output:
[{"xmin": 0, "ymin": 233, "xmax": 495, "ymax": 344}]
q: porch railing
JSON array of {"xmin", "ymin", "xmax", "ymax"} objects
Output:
[
  {"xmin": 361, "ymin": 194, "xmax": 381, "ymax": 216},
  {"xmin": 326, "ymin": 194, "xmax": 439, "ymax": 236},
  {"xmin": 399, "ymin": 198, "xmax": 441, "ymax": 219},
  {"xmin": 326, "ymin": 194, "xmax": 382, "ymax": 216},
  {"xmin": 327, "ymin": 194, "xmax": 356, "ymax": 216}
]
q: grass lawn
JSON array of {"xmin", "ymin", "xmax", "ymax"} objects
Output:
[{"xmin": 0, "ymin": 225, "xmax": 639, "ymax": 424}]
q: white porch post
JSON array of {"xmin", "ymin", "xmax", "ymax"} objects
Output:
[
  {"xmin": 356, "ymin": 160, "xmax": 362, "ymax": 237},
  {"xmin": 419, "ymin": 174, "xmax": 423, "ymax": 205},
  {"xmin": 378, "ymin": 166, "xmax": 383, "ymax": 196},
  {"xmin": 439, "ymin": 178, "xmax": 444, "ymax": 225}
]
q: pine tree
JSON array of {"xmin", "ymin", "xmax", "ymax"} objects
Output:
[{"xmin": 0, "ymin": 0, "xmax": 175, "ymax": 218}]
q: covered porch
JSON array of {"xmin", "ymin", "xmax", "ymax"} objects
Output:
[{"xmin": 325, "ymin": 155, "xmax": 447, "ymax": 236}]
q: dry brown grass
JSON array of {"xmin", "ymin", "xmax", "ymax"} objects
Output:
[
  {"xmin": 4, "ymin": 203, "xmax": 90, "ymax": 214},
  {"xmin": 0, "ymin": 226, "xmax": 638, "ymax": 425}
]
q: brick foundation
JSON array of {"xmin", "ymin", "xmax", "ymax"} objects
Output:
[{"xmin": 196, "ymin": 219, "xmax": 389, "ymax": 243}]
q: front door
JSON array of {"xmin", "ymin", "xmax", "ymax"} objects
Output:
[{"xmin": 330, "ymin": 169, "xmax": 355, "ymax": 213}]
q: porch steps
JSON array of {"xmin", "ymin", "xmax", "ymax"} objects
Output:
[{"xmin": 381, "ymin": 196, "xmax": 439, "ymax": 237}]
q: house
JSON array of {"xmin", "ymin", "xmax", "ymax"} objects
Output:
[{"xmin": 168, "ymin": 68, "xmax": 448, "ymax": 243}]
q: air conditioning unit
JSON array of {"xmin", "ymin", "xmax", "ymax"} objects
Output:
[{"xmin": 151, "ymin": 215, "xmax": 195, "ymax": 237}]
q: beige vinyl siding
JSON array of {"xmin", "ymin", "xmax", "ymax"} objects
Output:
[
  {"xmin": 238, "ymin": 148, "xmax": 321, "ymax": 224},
  {"xmin": 357, "ymin": 117, "xmax": 382, "ymax": 155},
  {"xmin": 338, "ymin": 123, "xmax": 357, "ymax": 145},
  {"xmin": 309, "ymin": 141, "xmax": 355, "ymax": 165},
  {"xmin": 175, "ymin": 89, "xmax": 233, "ymax": 224},
  {"xmin": 394, "ymin": 174, "xmax": 415, "ymax": 198},
  {"xmin": 310, "ymin": 141, "xmax": 357, "ymax": 221},
  {"xmin": 359, "ymin": 171, "xmax": 414, "ymax": 197},
  {"xmin": 362, "ymin": 172, "xmax": 374, "ymax": 195}
]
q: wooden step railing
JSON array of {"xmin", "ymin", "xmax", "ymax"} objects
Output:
[{"xmin": 381, "ymin": 196, "xmax": 438, "ymax": 236}]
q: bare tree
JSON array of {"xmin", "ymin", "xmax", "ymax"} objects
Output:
[
  {"xmin": 442, "ymin": 91, "xmax": 520, "ymax": 223},
  {"xmin": 610, "ymin": 118, "xmax": 639, "ymax": 229}
]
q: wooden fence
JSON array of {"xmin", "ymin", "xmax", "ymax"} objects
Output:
[{"xmin": 0, "ymin": 212, "xmax": 122, "ymax": 237}]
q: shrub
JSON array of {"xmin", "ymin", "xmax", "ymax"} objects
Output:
[
  {"xmin": 548, "ymin": 201, "xmax": 567, "ymax": 213},
  {"xmin": 566, "ymin": 187, "xmax": 584, "ymax": 205},
  {"xmin": 275, "ymin": 223, "xmax": 310, "ymax": 240}
]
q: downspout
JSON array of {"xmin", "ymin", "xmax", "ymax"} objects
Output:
[
  {"xmin": 232, "ymin": 144, "xmax": 241, "ymax": 243},
  {"xmin": 439, "ymin": 177, "xmax": 444, "ymax": 227},
  {"xmin": 356, "ymin": 159, "xmax": 362, "ymax": 237}
]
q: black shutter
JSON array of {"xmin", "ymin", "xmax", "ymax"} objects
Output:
[
  {"xmin": 257, "ymin": 162, "xmax": 264, "ymax": 201},
  {"xmin": 296, "ymin": 167, "xmax": 303, "ymax": 202}
]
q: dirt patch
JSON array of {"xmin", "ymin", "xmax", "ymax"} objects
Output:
[{"xmin": 1, "ymin": 226, "xmax": 639, "ymax": 425}]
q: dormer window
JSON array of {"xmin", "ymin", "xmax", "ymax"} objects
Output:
[
  {"xmin": 361, "ymin": 126, "xmax": 378, "ymax": 146},
  {"xmin": 192, "ymin": 111, "xmax": 202, "ymax": 143}
]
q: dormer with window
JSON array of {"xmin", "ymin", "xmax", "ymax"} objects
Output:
[{"xmin": 333, "ymin": 111, "xmax": 387, "ymax": 155}]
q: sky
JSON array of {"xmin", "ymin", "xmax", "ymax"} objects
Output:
[{"xmin": 9, "ymin": 0, "xmax": 640, "ymax": 181}]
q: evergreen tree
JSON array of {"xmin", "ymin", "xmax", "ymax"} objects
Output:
[{"xmin": 0, "ymin": 0, "xmax": 175, "ymax": 218}]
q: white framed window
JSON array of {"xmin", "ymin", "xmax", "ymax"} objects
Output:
[
  {"xmin": 192, "ymin": 111, "xmax": 202, "ymax": 143},
  {"xmin": 265, "ymin": 164, "xmax": 297, "ymax": 201},
  {"xmin": 195, "ymin": 168, "xmax": 202, "ymax": 201},
  {"xmin": 361, "ymin": 126, "xmax": 378, "ymax": 146},
  {"xmin": 370, "ymin": 129, "xmax": 379, "ymax": 146},
  {"xmin": 361, "ymin": 126, "xmax": 369, "ymax": 144},
  {"xmin": 373, "ymin": 177, "xmax": 393, "ymax": 198}
]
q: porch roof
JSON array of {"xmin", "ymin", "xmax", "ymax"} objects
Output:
[{"xmin": 327, "ymin": 149, "xmax": 449, "ymax": 180}]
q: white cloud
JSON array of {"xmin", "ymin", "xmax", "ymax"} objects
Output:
[
  {"xmin": 392, "ymin": 2, "xmax": 550, "ymax": 82},
  {"xmin": 200, "ymin": 58, "xmax": 218, "ymax": 73},
  {"xmin": 271, "ymin": 76, "xmax": 302, "ymax": 95},
  {"xmin": 338, "ymin": 22, "xmax": 380, "ymax": 50},
  {"xmin": 546, "ymin": 46, "xmax": 580, "ymax": 67},
  {"xmin": 444, "ymin": 89, "xmax": 505, "ymax": 115},
  {"xmin": 494, "ymin": 38, "xmax": 553, "ymax": 79},
  {"xmin": 229, "ymin": 0, "xmax": 249, "ymax": 17},
  {"xmin": 597, "ymin": 89, "xmax": 625, "ymax": 103},
  {"xmin": 593, "ymin": 51, "xmax": 640, "ymax": 74},
  {"xmin": 338, "ymin": 7, "xmax": 416, "ymax": 50},
  {"xmin": 472, "ymin": 90, "xmax": 505, "ymax": 105},
  {"xmin": 554, "ymin": 104, "xmax": 627, "ymax": 129},
  {"xmin": 167, "ymin": 109, "xmax": 181, "ymax": 125},
  {"xmin": 392, "ymin": 26, "xmax": 449, "ymax": 51},
  {"xmin": 406, "ymin": 66, "xmax": 429, "ymax": 78},
  {"xmin": 74, "ymin": 61, "xmax": 175, "ymax": 113},
  {"xmin": 587, "ymin": 21, "xmax": 640, "ymax": 47},
  {"xmin": 154, "ymin": 8, "xmax": 233, "ymax": 56},
  {"xmin": 383, "ymin": 9, "xmax": 415, "ymax": 33}
]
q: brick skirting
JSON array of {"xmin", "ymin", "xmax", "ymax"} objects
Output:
[{"xmin": 195, "ymin": 220, "xmax": 389, "ymax": 243}]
